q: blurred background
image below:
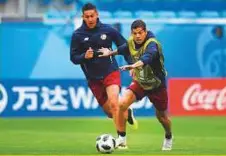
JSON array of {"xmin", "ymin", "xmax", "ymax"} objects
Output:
[{"xmin": 0, "ymin": 0, "xmax": 226, "ymax": 155}]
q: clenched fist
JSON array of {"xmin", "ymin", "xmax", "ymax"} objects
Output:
[{"xmin": 85, "ymin": 47, "xmax": 94, "ymax": 59}]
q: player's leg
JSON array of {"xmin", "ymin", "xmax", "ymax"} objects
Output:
[
  {"xmin": 118, "ymin": 90, "xmax": 137, "ymax": 132},
  {"xmin": 88, "ymin": 75, "xmax": 136, "ymax": 124},
  {"xmin": 102, "ymin": 102, "xmax": 112, "ymax": 118},
  {"xmin": 104, "ymin": 70, "xmax": 127, "ymax": 140},
  {"xmin": 88, "ymin": 80, "xmax": 113, "ymax": 117},
  {"xmin": 103, "ymin": 70, "xmax": 138, "ymax": 126},
  {"xmin": 105, "ymin": 84, "xmax": 120, "ymax": 130},
  {"xmin": 89, "ymin": 81, "xmax": 124, "ymax": 147},
  {"xmin": 126, "ymin": 107, "xmax": 138, "ymax": 130},
  {"xmin": 147, "ymin": 87, "xmax": 173, "ymax": 150},
  {"xmin": 101, "ymin": 97, "xmax": 135, "ymax": 125},
  {"xmin": 101, "ymin": 97, "xmax": 136, "ymax": 127},
  {"xmin": 116, "ymin": 89, "xmax": 137, "ymax": 148},
  {"xmin": 116, "ymin": 80, "xmax": 144, "ymax": 148},
  {"xmin": 155, "ymin": 109, "xmax": 173, "ymax": 151}
]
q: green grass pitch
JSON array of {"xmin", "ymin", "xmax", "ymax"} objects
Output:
[{"xmin": 0, "ymin": 117, "xmax": 226, "ymax": 155}]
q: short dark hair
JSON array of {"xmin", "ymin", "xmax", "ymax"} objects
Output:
[
  {"xmin": 131, "ymin": 20, "xmax": 146, "ymax": 31},
  {"xmin": 82, "ymin": 3, "xmax": 97, "ymax": 13}
]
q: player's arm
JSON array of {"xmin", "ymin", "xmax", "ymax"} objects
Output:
[
  {"xmin": 98, "ymin": 43, "xmax": 132, "ymax": 64},
  {"xmin": 139, "ymin": 42, "xmax": 158, "ymax": 65},
  {"xmin": 120, "ymin": 42, "xmax": 158, "ymax": 70},
  {"xmin": 70, "ymin": 32, "xmax": 92, "ymax": 64},
  {"xmin": 98, "ymin": 48, "xmax": 118, "ymax": 57},
  {"xmin": 97, "ymin": 29, "xmax": 124, "ymax": 57},
  {"xmin": 111, "ymin": 27, "xmax": 127, "ymax": 47},
  {"xmin": 110, "ymin": 28, "xmax": 135, "ymax": 64},
  {"xmin": 120, "ymin": 60, "xmax": 144, "ymax": 71}
]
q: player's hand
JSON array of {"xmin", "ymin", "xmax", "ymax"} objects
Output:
[
  {"xmin": 120, "ymin": 65, "xmax": 134, "ymax": 71},
  {"xmin": 98, "ymin": 48, "xmax": 111, "ymax": 57},
  {"xmin": 85, "ymin": 47, "xmax": 94, "ymax": 59}
]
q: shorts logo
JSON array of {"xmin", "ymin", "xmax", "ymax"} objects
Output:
[
  {"xmin": 84, "ymin": 37, "xmax": 89, "ymax": 41},
  {"xmin": 0, "ymin": 84, "xmax": 8, "ymax": 114},
  {"xmin": 101, "ymin": 34, "xmax": 107, "ymax": 40}
]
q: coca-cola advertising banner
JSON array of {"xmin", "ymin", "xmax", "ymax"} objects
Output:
[{"xmin": 168, "ymin": 78, "xmax": 226, "ymax": 116}]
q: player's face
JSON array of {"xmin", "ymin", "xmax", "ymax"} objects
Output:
[
  {"xmin": 131, "ymin": 27, "xmax": 147, "ymax": 44},
  {"xmin": 82, "ymin": 9, "xmax": 98, "ymax": 29}
]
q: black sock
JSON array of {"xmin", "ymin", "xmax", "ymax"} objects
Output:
[
  {"xmin": 127, "ymin": 108, "xmax": 134, "ymax": 124},
  {"xmin": 117, "ymin": 131, "xmax": 126, "ymax": 137},
  {"xmin": 165, "ymin": 132, "xmax": 172, "ymax": 139}
]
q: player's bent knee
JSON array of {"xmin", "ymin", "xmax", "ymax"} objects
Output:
[
  {"xmin": 119, "ymin": 98, "xmax": 130, "ymax": 111},
  {"xmin": 109, "ymin": 102, "xmax": 119, "ymax": 113},
  {"xmin": 119, "ymin": 103, "xmax": 127, "ymax": 112},
  {"xmin": 157, "ymin": 116, "xmax": 164, "ymax": 123},
  {"xmin": 157, "ymin": 115, "xmax": 168, "ymax": 124}
]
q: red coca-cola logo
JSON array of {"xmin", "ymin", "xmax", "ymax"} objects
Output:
[
  {"xmin": 168, "ymin": 79, "xmax": 226, "ymax": 116},
  {"xmin": 182, "ymin": 84, "xmax": 226, "ymax": 111}
]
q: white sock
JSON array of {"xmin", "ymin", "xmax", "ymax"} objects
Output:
[{"xmin": 118, "ymin": 135, "xmax": 126, "ymax": 142}]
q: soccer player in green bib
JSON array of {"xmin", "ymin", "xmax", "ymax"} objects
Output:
[{"xmin": 98, "ymin": 19, "xmax": 173, "ymax": 151}]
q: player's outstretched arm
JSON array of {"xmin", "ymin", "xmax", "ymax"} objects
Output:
[{"xmin": 120, "ymin": 60, "xmax": 144, "ymax": 71}]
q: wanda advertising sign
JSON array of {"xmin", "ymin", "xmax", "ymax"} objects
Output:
[{"xmin": 168, "ymin": 79, "xmax": 226, "ymax": 116}]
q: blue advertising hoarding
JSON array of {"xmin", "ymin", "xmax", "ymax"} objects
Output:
[{"xmin": 0, "ymin": 80, "xmax": 154, "ymax": 117}]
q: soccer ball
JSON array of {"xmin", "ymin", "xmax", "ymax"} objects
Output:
[{"xmin": 96, "ymin": 134, "xmax": 116, "ymax": 154}]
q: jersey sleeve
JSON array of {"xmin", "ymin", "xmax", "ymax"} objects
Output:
[
  {"xmin": 140, "ymin": 42, "xmax": 158, "ymax": 65},
  {"xmin": 70, "ymin": 32, "xmax": 86, "ymax": 64},
  {"xmin": 111, "ymin": 28, "xmax": 127, "ymax": 47},
  {"xmin": 118, "ymin": 43, "xmax": 133, "ymax": 65}
]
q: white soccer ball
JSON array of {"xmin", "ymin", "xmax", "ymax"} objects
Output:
[{"xmin": 96, "ymin": 134, "xmax": 116, "ymax": 154}]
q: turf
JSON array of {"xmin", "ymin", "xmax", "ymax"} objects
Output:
[{"xmin": 0, "ymin": 117, "xmax": 226, "ymax": 155}]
